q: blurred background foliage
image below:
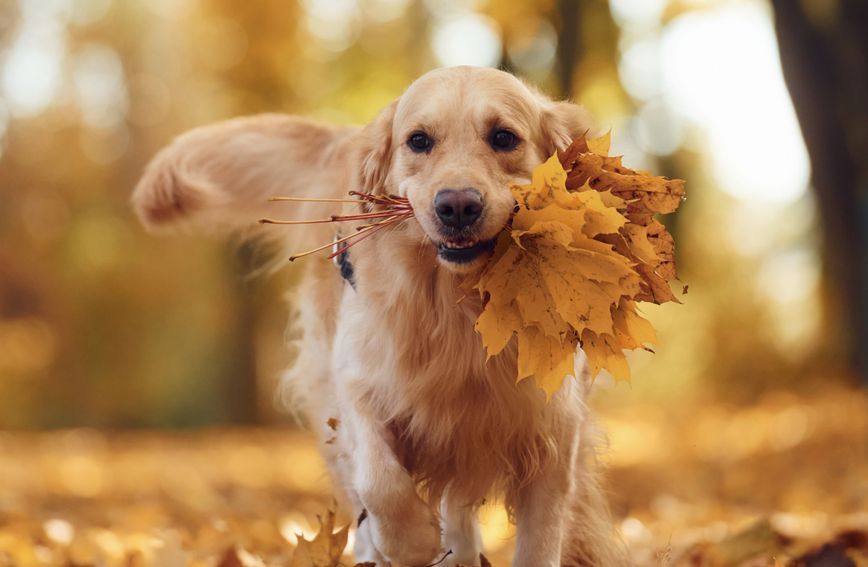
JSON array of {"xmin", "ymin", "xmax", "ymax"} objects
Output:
[{"xmin": 0, "ymin": 0, "xmax": 865, "ymax": 430}]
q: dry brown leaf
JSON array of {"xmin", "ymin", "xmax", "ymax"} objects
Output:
[
  {"xmin": 289, "ymin": 508, "xmax": 349, "ymax": 567},
  {"xmin": 563, "ymin": 152, "xmax": 685, "ymax": 216},
  {"xmin": 217, "ymin": 547, "xmax": 245, "ymax": 567},
  {"xmin": 217, "ymin": 546, "xmax": 266, "ymax": 567}
]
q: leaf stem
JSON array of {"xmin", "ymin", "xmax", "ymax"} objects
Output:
[
  {"xmin": 269, "ymin": 196, "xmax": 365, "ymax": 203},
  {"xmin": 289, "ymin": 229, "xmax": 374, "ymax": 262},
  {"xmin": 327, "ymin": 216, "xmax": 410, "ymax": 259}
]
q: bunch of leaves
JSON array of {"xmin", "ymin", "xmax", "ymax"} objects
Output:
[{"xmin": 473, "ymin": 133, "xmax": 685, "ymax": 394}]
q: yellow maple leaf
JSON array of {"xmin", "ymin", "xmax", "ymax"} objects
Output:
[
  {"xmin": 613, "ymin": 299, "xmax": 657, "ymax": 349},
  {"xmin": 581, "ymin": 329, "xmax": 631, "ymax": 381},
  {"xmin": 289, "ymin": 509, "xmax": 348, "ymax": 567},
  {"xmin": 516, "ymin": 325, "xmax": 578, "ymax": 393},
  {"xmin": 587, "ymin": 129, "xmax": 611, "ymax": 155},
  {"xmin": 474, "ymin": 133, "xmax": 684, "ymax": 396}
]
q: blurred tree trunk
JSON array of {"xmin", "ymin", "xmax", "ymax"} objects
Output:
[
  {"xmin": 771, "ymin": 0, "xmax": 868, "ymax": 383},
  {"xmin": 225, "ymin": 243, "xmax": 261, "ymax": 425},
  {"xmin": 556, "ymin": 0, "xmax": 581, "ymax": 98},
  {"xmin": 197, "ymin": 0, "xmax": 305, "ymax": 423}
]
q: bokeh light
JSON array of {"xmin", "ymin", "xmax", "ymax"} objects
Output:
[
  {"xmin": 659, "ymin": 3, "xmax": 810, "ymax": 203},
  {"xmin": 1, "ymin": 1, "xmax": 66, "ymax": 118},
  {"xmin": 432, "ymin": 13, "xmax": 502, "ymax": 68},
  {"xmin": 72, "ymin": 43, "xmax": 128, "ymax": 129},
  {"xmin": 301, "ymin": 0, "xmax": 360, "ymax": 55}
]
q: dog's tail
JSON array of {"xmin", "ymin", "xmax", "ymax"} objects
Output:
[{"xmin": 131, "ymin": 114, "xmax": 354, "ymax": 254}]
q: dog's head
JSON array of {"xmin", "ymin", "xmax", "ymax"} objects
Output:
[{"xmin": 357, "ymin": 66, "xmax": 593, "ymax": 273}]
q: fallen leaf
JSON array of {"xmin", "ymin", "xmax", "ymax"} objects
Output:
[
  {"xmin": 289, "ymin": 509, "xmax": 349, "ymax": 567},
  {"xmin": 217, "ymin": 547, "xmax": 245, "ymax": 567},
  {"xmin": 708, "ymin": 519, "xmax": 790, "ymax": 567},
  {"xmin": 217, "ymin": 546, "xmax": 266, "ymax": 567}
]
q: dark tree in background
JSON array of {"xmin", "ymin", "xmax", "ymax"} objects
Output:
[
  {"xmin": 556, "ymin": 0, "xmax": 581, "ymax": 98},
  {"xmin": 772, "ymin": 0, "xmax": 868, "ymax": 384}
]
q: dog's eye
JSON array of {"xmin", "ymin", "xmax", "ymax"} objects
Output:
[
  {"xmin": 490, "ymin": 129, "xmax": 519, "ymax": 151},
  {"xmin": 407, "ymin": 132, "xmax": 433, "ymax": 153}
]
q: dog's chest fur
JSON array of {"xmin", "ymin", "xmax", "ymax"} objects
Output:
[{"xmin": 338, "ymin": 237, "xmax": 555, "ymax": 504}]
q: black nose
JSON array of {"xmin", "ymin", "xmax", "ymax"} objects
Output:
[{"xmin": 434, "ymin": 189, "xmax": 483, "ymax": 229}]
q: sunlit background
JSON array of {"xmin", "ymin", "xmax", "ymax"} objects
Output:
[{"xmin": 1, "ymin": 0, "xmax": 866, "ymax": 564}]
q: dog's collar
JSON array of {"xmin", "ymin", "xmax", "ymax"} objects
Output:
[{"xmin": 332, "ymin": 233, "xmax": 356, "ymax": 289}]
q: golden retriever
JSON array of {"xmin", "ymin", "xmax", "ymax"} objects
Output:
[{"xmin": 132, "ymin": 66, "xmax": 629, "ymax": 567}]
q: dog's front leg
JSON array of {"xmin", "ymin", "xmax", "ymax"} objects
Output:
[
  {"xmin": 512, "ymin": 464, "xmax": 573, "ymax": 566},
  {"xmin": 440, "ymin": 493, "xmax": 482, "ymax": 566},
  {"xmin": 346, "ymin": 402, "xmax": 441, "ymax": 566},
  {"xmin": 511, "ymin": 388, "xmax": 583, "ymax": 567}
]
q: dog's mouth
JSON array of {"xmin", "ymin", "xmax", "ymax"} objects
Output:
[{"xmin": 436, "ymin": 237, "xmax": 496, "ymax": 264}]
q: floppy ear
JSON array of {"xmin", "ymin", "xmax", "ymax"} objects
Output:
[
  {"xmin": 357, "ymin": 99, "xmax": 399, "ymax": 194},
  {"xmin": 540, "ymin": 100, "xmax": 595, "ymax": 155}
]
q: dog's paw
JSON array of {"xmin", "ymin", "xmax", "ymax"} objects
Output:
[{"xmin": 368, "ymin": 497, "xmax": 441, "ymax": 566}]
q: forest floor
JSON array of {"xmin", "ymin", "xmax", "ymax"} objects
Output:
[{"xmin": 0, "ymin": 385, "xmax": 866, "ymax": 567}]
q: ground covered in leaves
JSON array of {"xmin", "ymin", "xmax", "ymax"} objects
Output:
[{"xmin": 1, "ymin": 385, "xmax": 866, "ymax": 567}]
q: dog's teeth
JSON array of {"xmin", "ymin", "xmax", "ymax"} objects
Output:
[{"xmin": 443, "ymin": 239, "xmax": 478, "ymax": 249}]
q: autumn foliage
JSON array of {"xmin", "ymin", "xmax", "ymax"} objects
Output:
[{"xmin": 474, "ymin": 134, "xmax": 685, "ymax": 393}]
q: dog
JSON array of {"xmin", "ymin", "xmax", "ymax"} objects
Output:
[{"xmin": 132, "ymin": 66, "xmax": 629, "ymax": 566}]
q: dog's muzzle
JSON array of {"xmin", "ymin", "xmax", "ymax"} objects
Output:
[{"xmin": 431, "ymin": 188, "xmax": 495, "ymax": 263}]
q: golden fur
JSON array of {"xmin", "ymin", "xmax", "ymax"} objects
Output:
[{"xmin": 133, "ymin": 67, "xmax": 629, "ymax": 566}]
